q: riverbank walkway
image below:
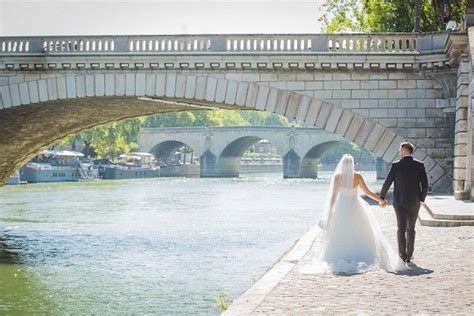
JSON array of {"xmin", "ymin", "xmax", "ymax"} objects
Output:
[{"xmin": 224, "ymin": 195, "xmax": 474, "ymax": 314}]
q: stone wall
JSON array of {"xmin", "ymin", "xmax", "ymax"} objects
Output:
[{"xmin": 203, "ymin": 69, "xmax": 456, "ymax": 178}]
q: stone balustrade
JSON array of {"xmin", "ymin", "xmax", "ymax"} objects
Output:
[{"xmin": 0, "ymin": 32, "xmax": 448, "ymax": 55}]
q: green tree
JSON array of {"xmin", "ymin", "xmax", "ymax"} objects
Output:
[
  {"xmin": 320, "ymin": 142, "xmax": 374, "ymax": 165},
  {"xmin": 143, "ymin": 111, "xmax": 196, "ymax": 128},
  {"xmin": 321, "ymin": 0, "xmax": 466, "ymax": 33},
  {"xmin": 64, "ymin": 118, "xmax": 144, "ymax": 159}
]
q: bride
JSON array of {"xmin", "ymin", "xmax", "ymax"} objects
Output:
[{"xmin": 303, "ymin": 154, "xmax": 407, "ymax": 275}]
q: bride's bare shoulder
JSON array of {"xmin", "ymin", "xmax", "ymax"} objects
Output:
[{"xmin": 354, "ymin": 172, "xmax": 363, "ymax": 183}]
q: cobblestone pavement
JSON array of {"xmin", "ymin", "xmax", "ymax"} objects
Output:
[{"xmin": 251, "ymin": 206, "xmax": 474, "ymax": 314}]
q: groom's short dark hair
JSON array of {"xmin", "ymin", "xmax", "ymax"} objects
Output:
[{"xmin": 400, "ymin": 142, "xmax": 414, "ymax": 153}]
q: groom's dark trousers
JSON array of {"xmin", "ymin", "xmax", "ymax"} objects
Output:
[{"xmin": 380, "ymin": 156, "xmax": 428, "ymax": 261}]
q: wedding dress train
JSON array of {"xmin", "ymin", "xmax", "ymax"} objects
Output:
[{"xmin": 302, "ymin": 155, "xmax": 407, "ymax": 275}]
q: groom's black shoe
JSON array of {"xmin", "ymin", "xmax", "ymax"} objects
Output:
[{"xmin": 399, "ymin": 253, "xmax": 408, "ymax": 263}]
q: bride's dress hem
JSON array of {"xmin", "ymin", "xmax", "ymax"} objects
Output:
[{"xmin": 301, "ymin": 187, "xmax": 408, "ymax": 275}]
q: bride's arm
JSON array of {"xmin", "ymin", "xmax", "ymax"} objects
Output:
[{"xmin": 356, "ymin": 174, "xmax": 384, "ymax": 204}]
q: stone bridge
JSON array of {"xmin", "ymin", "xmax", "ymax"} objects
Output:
[
  {"xmin": 1, "ymin": 30, "xmax": 473, "ymax": 197},
  {"xmin": 138, "ymin": 126, "xmax": 370, "ymax": 178}
]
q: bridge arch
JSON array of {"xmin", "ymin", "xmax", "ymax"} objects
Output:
[
  {"xmin": 300, "ymin": 141, "xmax": 343, "ymax": 179},
  {"xmin": 0, "ymin": 73, "xmax": 450, "ymax": 191},
  {"xmin": 209, "ymin": 134, "xmax": 287, "ymax": 177},
  {"xmin": 149, "ymin": 140, "xmax": 196, "ymax": 166},
  {"xmin": 300, "ymin": 140, "xmax": 380, "ymax": 179}
]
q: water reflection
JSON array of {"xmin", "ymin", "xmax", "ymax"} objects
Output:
[
  {"xmin": 0, "ymin": 237, "xmax": 20, "ymax": 264},
  {"xmin": 0, "ymin": 235, "xmax": 58, "ymax": 313}
]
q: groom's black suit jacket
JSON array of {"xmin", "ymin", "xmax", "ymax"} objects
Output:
[{"xmin": 380, "ymin": 156, "xmax": 428, "ymax": 209}]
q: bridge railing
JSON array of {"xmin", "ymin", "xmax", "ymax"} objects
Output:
[
  {"xmin": 0, "ymin": 33, "xmax": 449, "ymax": 55},
  {"xmin": 140, "ymin": 126, "xmax": 326, "ymax": 133}
]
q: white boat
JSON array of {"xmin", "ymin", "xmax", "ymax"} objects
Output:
[
  {"xmin": 98, "ymin": 152, "xmax": 160, "ymax": 180},
  {"xmin": 20, "ymin": 150, "xmax": 98, "ymax": 183}
]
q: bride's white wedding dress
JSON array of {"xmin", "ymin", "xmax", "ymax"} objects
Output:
[{"xmin": 302, "ymin": 155, "xmax": 407, "ymax": 275}]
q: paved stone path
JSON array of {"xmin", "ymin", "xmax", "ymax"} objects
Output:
[{"xmin": 246, "ymin": 206, "xmax": 473, "ymax": 314}]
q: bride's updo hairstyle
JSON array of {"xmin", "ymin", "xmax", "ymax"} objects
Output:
[{"xmin": 335, "ymin": 154, "xmax": 355, "ymax": 189}]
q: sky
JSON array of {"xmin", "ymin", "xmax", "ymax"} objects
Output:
[{"xmin": 0, "ymin": 0, "xmax": 326, "ymax": 36}]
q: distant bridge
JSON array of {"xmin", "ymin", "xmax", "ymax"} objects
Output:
[{"xmin": 138, "ymin": 126, "xmax": 385, "ymax": 178}]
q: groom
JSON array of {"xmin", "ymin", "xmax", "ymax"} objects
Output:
[{"xmin": 380, "ymin": 142, "xmax": 428, "ymax": 263}]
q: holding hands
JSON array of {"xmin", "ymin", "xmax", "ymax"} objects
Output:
[{"xmin": 378, "ymin": 197, "xmax": 387, "ymax": 208}]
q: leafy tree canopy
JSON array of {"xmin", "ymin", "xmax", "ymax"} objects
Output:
[{"xmin": 321, "ymin": 0, "xmax": 466, "ymax": 33}]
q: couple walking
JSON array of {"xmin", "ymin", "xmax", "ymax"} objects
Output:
[{"xmin": 305, "ymin": 141, "xmax": 428, "ymax": 274}]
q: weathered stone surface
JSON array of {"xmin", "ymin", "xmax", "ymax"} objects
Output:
[
  {"xmin": 383, "ymin": 135, "xmax": 404, "ymax": 162},
  {"xmin": 354, "ymin": 119, "xmax": 375, "ymax": 146},
  {"xmin": 155, "ymin": 74, "xmax": 166, "ymax": 97},
  {"xmin": 352, "ymin": 89, "xmax": 369, "ymax": 99},
  {"xmin": 165, "ymin": 73, "xmax": 176, "ymax": 98},
  {"xmin": 245, "ymin": 83, "xmax": 259, "ymax": 108},
  {"xmin": 204, "ymin": 76, "xmax": 217, "ymax": 102},
  {"xmin": 28, "ymin": 81, "xmax": 40, "ymax": 103},
  {"xmin": 18, "ymin": 82, "xmax": 30, "ymax": 105},
  {"xmin": 265, "ymin": 88, "xmax": 279, "ymax": 113},
  {"xmin": 195, "ymin": 76, "xmax": 206, "ymax": 100},
  {"xmin": 145, "ymin": 73, "xmax": 156, "ymax": 97},
  {"xmin": 398, "ymin": 79, "xmax": 416, "ymax": 89},
  {"xmin": 424, "ymin": 156, "xmax": 437, "ymax": 172},
  {"xmin": 1, "ymin": 85, "xmax": 12, "ymax": 108},
  {"xmin": 413, "ymin": 148, "xmax": 428, "ymax": 161},
  {"xmin": 236, "ymin": 82, "xmax": 249, "ymax": 106},
  {"xmin": 454, "ymin": 156, "xmax": 466, "ymax": 169},
  {"xmin": 56, "ymin": 77, "xmax": 67, "ymax": 100},
  {"xmin": 214, "ymin": 78, "xmax": 227, "ymax": 103},
  {"xmin": 94, "ymin": 74, "xmax": 105, "ymax": 97},
  {"xmin": 335, "ymin": 109, "xmax": 353, "ymax": 136},
  {"xmin": 47, "ymin": 78, "xmax": 58, "ymax": 100},
  {"xmin": 255, "ymin": 85, "xmax": 270, "ymax": 110},
  {"xmin": 275, "ymin": 91, "xmax": 290, "ymax": 116},
  {"xmin": 305, "ymin": 99, "xmax": 322, "ymax": 125},
  {"xmin": 38, "ymin": 79, "xmax": 49, "ymax": 102},
  {"xmin": 453, "ymin": 167, "xmax": 466, "ymax": 180},
  {"xmin": 76, "ymin": 75, "xmax": 86, "ymax": 98},
  {"xmin": 135, "ymin": 73, "xmax": 146, "ymax": 97},
  {"xmin": 347, "ymin": 114, "xmax": 366, "ymax": 143},
  {"xmin": 429, "ymin": 164, "xmax": 448, "ymax": 184},
  {"xmin": 324, "ymin": 107, "xmax": 343, "ymax": 133},
  {"xmin": 364, "ymin": 124, "xmax": 386, "ymax": 151},
  {"xmin": 315, "ymin": 102, "xmax": 333, "ymax": 129},
  {"xmin": 66, "ymin": 74, "xmax": 77, "ymax": 98},
  {"xmin": 85, "ymin": 74, "xmax": 95, "ymax": 97},
  {"xmin": 224, "ymin": 80, "xmax": 238, "ymax": 105},
  {"xmin": 341, "ymin": 81, "xmax": 360, "ymax": 89},
  {"xmin": 379, "ymin": 80, "xmax": 397, "ymax": 89},
  {"xmin": 295, "ymin": 95, "xmax": 311, "ymax": 121},
  {"xmin": 125, "ymin": 73, "xmax": 136, "ymax": 96},
  {"xmin": 373, "ymin": 130, "xmax": 396, "ymax": 157},
  {"xmin": 285, "ymin": 93, "xmax": 300, "ymax": 118}
]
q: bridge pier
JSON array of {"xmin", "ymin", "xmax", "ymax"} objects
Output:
[
  {"xmin": 283, "ymin": 150, "xmax": 301, "ymax": 178},
  {"xmin": 376, "ymin": 157, "xmax": 388, "ymax": 179},
  {"xmin": 200, "ymin": 150, "xmax": 218, "ymax": 177},
  {"xmin": 200, "ymin": 150, "xmax": 240, "ymax": 177},
  {"xmin": 299, "ymin": 157, "xmax": 319, "ymax": 178}
]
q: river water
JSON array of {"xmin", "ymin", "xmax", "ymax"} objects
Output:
[{"xmin": 0, "ymin": 171, "xmax": 379, "ymax": 314}]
